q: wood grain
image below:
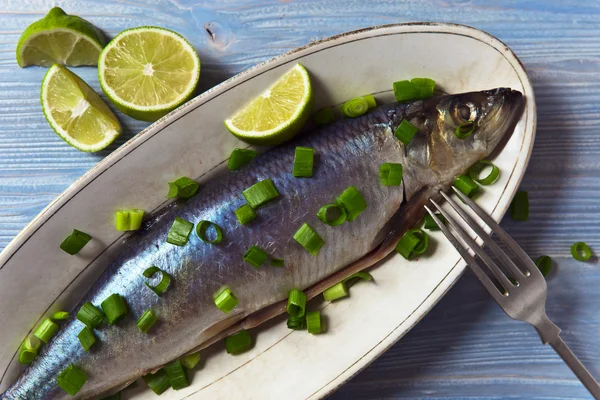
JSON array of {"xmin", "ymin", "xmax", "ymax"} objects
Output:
[{"xmin": 0, "ymin": 0, "xmax": 599, "ymax": 398}]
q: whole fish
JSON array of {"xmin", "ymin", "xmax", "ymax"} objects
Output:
[{"xmin": 1, "ymin": 88, "xmax": 524, "ymax": 399}]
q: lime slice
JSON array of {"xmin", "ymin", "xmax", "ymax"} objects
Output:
[
  {"xmin": 41, "ymin": 64, "xmax": 121, "ymax": 152},
  {"xmin": 16, "ymin": 7, "xmax": 105, "ymax": 68},
  {"xmin": 224, "ymin": 64, "xmax": 313, "ymax": 146},
  {"xmin": 98, "ymin": 26, "xmax": 201, "ymax": 122}
]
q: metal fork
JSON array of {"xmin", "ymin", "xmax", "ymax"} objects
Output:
[{"xmin": 426, "ymin": 187, "xmax": 600, "ymax": 399}]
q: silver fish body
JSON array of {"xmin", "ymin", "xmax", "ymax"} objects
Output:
[{"xmin": 1, "ymin": 88, "xmax": 524, "ymax": 399}]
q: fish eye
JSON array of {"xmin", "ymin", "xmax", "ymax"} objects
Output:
[{"xmin": 454, "ymin": 102, "xmax": 477, "ymax": 122}]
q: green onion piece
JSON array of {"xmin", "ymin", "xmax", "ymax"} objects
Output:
[
  {"xmin": 393, "ymin": 80, "xmax": 419, "ymax": 102},
  {"xmin": 225, "ymin": 330, "xmax": 253, "ymax": 355},
  {"xmin": 165, "ymin": 359, "xmax": 189, "ymax": 390},
  {"xmin": 196, "ymin": 220, "xmax": 224, "ymax": 244},
  {"xmin": 411, "ymin": 77, "xmax": 436, "ymax": 99},
  {"xmin": 571, "ymin": 242, "xmax": 592, "ymax": 261},
  {"xmin": 323, "ymin": 282, "xmax": 349, "ymax": 301},
  {"xmin": 181, "ymin": 352, "xmax": 201, "ymax": 369},
  {"xmin": 343, "ymin": 271, "xmax": 374, "ymax": 288},
  {"xmin": 394, "ymin": 119, "xmax": 419, "ymax": 145},
  {"xmin": 76, "ymin": 302, "xmax": 105, "ymax": 328},
  {"xmin": 137, "ymin": 309, "xmax": 158, "ymax": 333},
  {"xmin": 363, "ymin": 94, "xmax": 377, "ymax": 109},
  {"xmin": 101, "ymin": 294, "xmax": 128, "ymax": 325},
  {"xmin": 77, "ymin": 326, "xmax": 97, "ymax": 351},
  {"xmin": 115, "ymin": 209, "xmax": 145, "ymax": 231},
  {"xmin": 423, "ymin": 213, "xmax": 446, "ymax": 230},
  {"xmin": 34, "ymin": 318, "xmax": 59, "ymax": 343},
  {"xmin": 243, "ymin": 245, "xmax": 269, "ymax": 268},
  {"xmin": 395, "ymin": 230, "xmax": 421, "ymax": 259},
  {"xmin": 379, "ymin": 163, "xmax": 403, "ymax": 186},
  {"xmin": 243, "ymin": 178, "xmax": 280, "ymax": 209},
  {"xmin": 314, "ymin": 107, "xmax": 335, "ymax": 125},
  {"xmin": 101, "ymin": 393, "xmax": 121, "ymax": 400},
  {"xmin": 287, "ymin": 315, "xmax": 306, "ymax": 330},
  {"xmin": 535, "ymin": 255, "xmax": 552, "ymax": 277},
  {"xmin": 60, "ymin": 229, "xmax": 91, "ymax": 255},
  {"xmin": 293, "ymin": 222, "xmax": 325, "ymax": 256},
  {"xmin": 411, "ymin": 229, "xmax": 429, "ymax": 255},
  {"xmin": 234, "ymin": 204, "xmax": 256, "ymax": 225},
  {"xmin": 511, "ymin": 190, "xmax": 529, "ymax": 221},
  {"xmin": 143, "ymin": 370, "xmax": 170, "ymax": 395},
  {"xmin": 337, "ymin": 186, "xmax": 367, "ymax": 222},
  {"xmin": 271, "ymin": 258, "xmax": 285, "ymax": 267},
  {"xmin": 213, "ymin": 287, "xmax": 239, "ymax": 313},
  {"xmin": 306, "ymin": 311, "xmax": 322, "ymax": 334},
  {"xmin": 454, "ymin": 174, "xmax": 479, "ymax": 198},
  {"xmin": 469, "ymin": 160, "xmax": 500, "ymax": 186},
  {"xmin": 228, "ymin": 148, "xmax": 257, "ymax": 171},
  {"xmin": 293, "ymin": 146, "xmax": 314, "ymax": 178},
  {"xmin": 56, "ymin": 364, "xmax": 88, "ymax": 396},
  {"xmin": 455, "ymin": 121, "xmax": 476, "ymax": 139},
  {"xmin": 317, "ymin": 203, "xmax": 347, "ymax": 226},
  {"xmin": 128, "ymin": 209, "xmax": 144, "ymax": 230},
  {"xmin": 166, "ymin": 217, "xmax": 194, "ymax": 246},
  {"xmin": 167, "ymin": 176, "xmax": 199, "ymax": 199},
  {"xmin": 19, "ymin": 335, "xmax": 41, "ymax": 365},
  {"xmin": 143, "ymin": 266, "xmax": 172, "ymax": 296},
  {"xmin": 341, "ymin": 96, "xmax": 369, "ymax": 118},
  {"xmin": 286, "ymin": 288, "xmax": 307, "ymax": 317},
  {"xmin": 52, "ymin": 311, "xmax": 70, "ymax": 321}
]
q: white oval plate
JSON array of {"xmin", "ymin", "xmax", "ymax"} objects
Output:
[{"xmin": 0, "ymin": 23, "xmax": 535, "ymax": 399}]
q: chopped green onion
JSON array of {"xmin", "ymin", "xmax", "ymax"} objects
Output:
[
  {"xmin": 454, "ymin": 174, "xmax": 479, "ymax": 198},
  {"xmin": 393, "ymin": 80, "xmax": 419, "ymax": 102},
  {"xmin": 293, "ymin": 223, "xmax": 325, "ymax": 256},
  {"xmin": 76, "ymin": 302, "xmax": 105, "ymax": 328},
  {"xmin": 60, "ymin": 229, "xmax": 91, "ymax": 255},
  {"xmin": 167, "ymin": 217, "xmax": 194, "ymax": 246},
  {"xmin": 143, "ymin": 266, "xmax": 171, "ymax": 296},
  {"xmin": 379, "ymin": 163, "xmax": 403, "ymax": 186},
  {"xmin": 411, "ymin": 229, "xmax": 429, "ymax": 254},
  {"xmin": 363, "ymin": 94, "xmax": 377, "ymax": 109},
  {"xmin": 143, "ymin": 370, "xmax": 170, "ymax": 395},
  {"xmin": 19, "ymin": 336, "xmax": 40, "ymax": 365},
  {"xmin": 101, "ymin": 294, "xmax": 128, "ymax": 325},
  {"xmin": 323, "ymin": 282, "xmax": 349, "ymax": 301},
  {"xmin": 469, "ymin": 160, "xmax": 500, "ymax": 186},
  {"xmin": 213, "ymin": 287, "xmax": 239, "ymax": 313},
  {"xmin": 343, "ymin": 271, "xmax": 374, "ymax": 288},
  {"xmin": 337, "ymin": 186, "xmax": 367, "ymax": 222},
  {"xmin": 535, "ymin": 255, "xmax": 552, "ymax": 277},
  {"xmin": 136, "ymin": 309, "xmax": 158, "ymax": 333},
  {"xmin": 394, "ymin": 119, "xmax": 418, "ymax": 145},
  {"xmin": 228, "ymin": 148, "xmax": 257, "ymax": 171},
  {"xmin": 167, "ymin": 176, "xmax": 199, "ymax": 199},
  {"xmin": 196, "ymin": 220, "xmax": 224, "ymax": 244},
  {"xmin": 423, "ymin": 213, "xmax": 446, "ymax": 230},
  {"xmin": 34, "ymin": 318, "xmax": 59, "ymax": 343},
  {"xmin": 571, "ymin": 242, "xmax": 592, "ymax": 261},
  {"xmin": 115, "ymin": 209, "xmax": 144, "ymax": 231},
  {"xmin": 455, "ymin": 121, "xmax": 476, "ymax": 139},
  {"xmin": 411, "ymin": 77, "xmax": 436, "ymax": 98},
  {"xmin": 243, "ymin": 179, "xmax": 280, "ymax": 209},
  {"xmin": 52, "ymin": 311, "xmax": 70, "ymax": 321},
  {"xmin": 287, "ymin": 315, "xmax": 306, "ymax": 330},
  {"xmin": 286, "ymin": 288, "xmax": 307, "ymax": 317},
  {"xmin": 129, "ymin": 209, "xmax": 144, "ymax": 230},
  {"xmin": 56, "ymin": 364, "xmax": 88, "ymax": 396},
  {"xmin": 317, "ymin": 203, "xmax": 347, "ymax": 226},
  {"xmin": 306, "ymin": 311, "xmax": 322, "ymax": 334},
  {"xmin": 77, "ymin": 326, "xmax": 97, "ymax": 351},
  {"xmin": 235, "ymin": 204, "xmax": 256, "ymax": 225},
  {"xmin": 511, "ymin": 190, "xmax": 529, "ymax": 221},
  {"xmin": 314, "ymin": 107, "xmax": 335, "ymax": 125},
  {"xmin": 395, "ymin": 230, "xmax": 421, "ymax": 259},
  {"xmin": 292, "ymin": 146, "xmax": 314, "ymax": 178},
  {"xmin": 271, "ymin": 258, "xmax": 285, "ymax": 267},
  {"xmin": 225, "ymin": 330, "xmax": 253, "ymax": 355},
  {"xmin": 181, "ymin": 352, "xmax": 201, "ymax": 369},
  {"xmin": 341, "ymin": 96, "xmax": 369, "ymax": 118},
  {"xmin": 243, "ymin": 245, "xmax": 268, "ymax": 268},
  {"xmin": 165, "ymin": 359, "xmax": 189, "ymax": 390}
]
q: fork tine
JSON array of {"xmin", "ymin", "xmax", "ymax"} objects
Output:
[
  {"xmin": 425, "ymin": 205, "xmax": 506, "ymax": 301},
  {"xmin": 430, "ymin": 198, "xmax": 515, "ymax": 290},
  {"xmin": 440, "ymin": 191, "xmax": 526, "ymax": 279},
  {"xmin": 451, "ymin": 187, "xmax": 542, "ymax": 278}
]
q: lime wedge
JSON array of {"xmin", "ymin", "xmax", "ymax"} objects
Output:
[
  {"xmin": 98, "ymin": 26, "xmax": 201, "ymax": 122},
  {"xmin": 16, "ymin": 7, "xmax": 105, "ymax": 68},
  {"xmin": 225, "ymin": 64, "xmax": 313, "ymax": 145},
  {"xmin": 41, "ymin": 64, "xmax": 121, "ymax": 152}
]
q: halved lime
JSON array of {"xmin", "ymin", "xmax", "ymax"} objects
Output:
[
  {"xmin": 41, "ymin": 64, "xmax": 121, "ymax": 152},
  {"xmin": 224, "ymin": 64, "xmax": 313, "ymax": 146},
  {"xmin": 16, "ymin": 7, "xmax": 105, "ymax": 67},
  {"xmin": 98, "ymin": 26, "xmax": 201, "ymax": 122}
]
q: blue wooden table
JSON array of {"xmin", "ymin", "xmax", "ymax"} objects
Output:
[{"xmin": 1, "ymin": 1, "xmax": 599, "ymax": 398}]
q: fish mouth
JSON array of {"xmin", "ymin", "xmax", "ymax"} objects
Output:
[{"xmin": 480, "ymin": 87, "xmax": 526, "ymax": 155}]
